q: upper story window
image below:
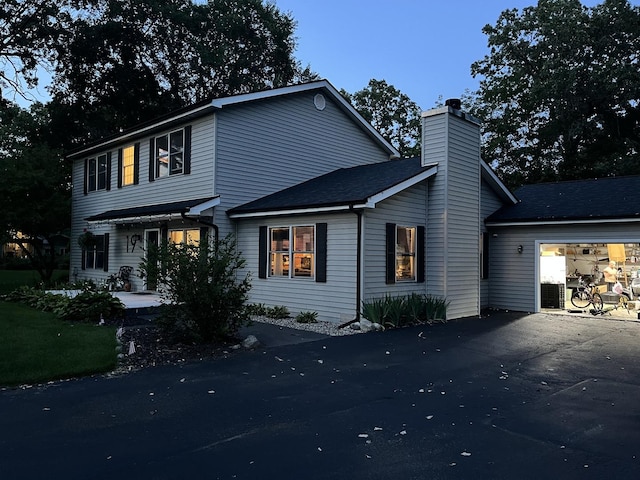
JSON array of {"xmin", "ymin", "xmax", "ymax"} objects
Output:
[
  {"xmin": 121, "ymin": 145, "xmax": 136, "ymax": 187},
  {"xmin": 156, "ymin": 129, "xmax": 184, "ymax": 178},
  {"xmin": 269, "ymin": 226, "xmax": 315, "ymax": 278},
  {"xmin": 149, "ymin": 126, "xmax": 191, "ymax": 182},
  {"xmin": 84, "ymin": 153, "xmax": 111, "ymax": 194}
]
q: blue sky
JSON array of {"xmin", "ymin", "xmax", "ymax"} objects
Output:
[
  {"xmin": 273, "ymin": 0, "xmax": 634, "ymax": 109},
  {"xmin": 15, "ymin": 0, "xmax": 637, "ymax": 109}
]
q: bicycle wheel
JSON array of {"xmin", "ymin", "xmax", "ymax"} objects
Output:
[
  {"xmin": 592, "ymin": 293, "xmax": 603, "ymax": 311},
  {"xmin": 620, "ymin": 293, "xmax": 631, "ymax": 313},
  {"xmin": 571, "ymin": 290, "xmax": 590, "ymax": 308}
]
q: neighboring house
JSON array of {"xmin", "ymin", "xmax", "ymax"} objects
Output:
[
  {"xmin": 68, "ymin": 80, "xmax": 514, "ymax": 322},
  {"xmin": 486, "ymin": 177, "xmax": 640, "ymax": 314},
  {"xmin": 2, "ymin": 232, "xmax": 69, "ymax": 260}
]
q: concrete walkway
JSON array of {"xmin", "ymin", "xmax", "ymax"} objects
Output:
[{"xmin": 2, "ymin": 311, "xmax": 640, "ymax": 479}]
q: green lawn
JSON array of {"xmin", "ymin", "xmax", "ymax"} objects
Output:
[
  {"xmin": 0, "ymin": 269, "xmax": 69, "ymax": 294},
  {"xmin": 0, "ymin": 301, "xmax": 117, "ymax": 387}
]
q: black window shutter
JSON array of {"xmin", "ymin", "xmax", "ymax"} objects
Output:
[
  {"xmin": 385, "ymin": 223, "xmax": 396, "ymax": 284},
  {"xmin": 183, "ymin": 125, "xmax": 192, "ymax": 175},
  {"xmin": 148, "ymin": 138, "xmax": 155, "ymax": 182},
  {"xmin": 81, "ymin": 248, "xmax": 86, "ymax": 270},
  {"xmin": 117, "ymin": 148, "xmax": 123, "ymax": 188},
  {"xmin": 106, "ymin": 152, "xmax": 112, "ymax": 191},
  {"xmin": 315, "ymin": 223, "xmax": 327, "ymax": 283},
  {"xmin": 258, "ymin": 226, "xmax": 267, "ymax": 279},
  {"xmin": 83, "ymin": 159, "xmax": 88, "ymax": 195},
  {"xmin": 417, "ymin": 226, "xmax": 425, "ymax": 283},
  {"xmin": 133, "ymin": 143, "xmax": 140, "ymax": 185},
  {"xmin": 103, "ymin": 233, "xmax": 110, "ymax": 272}
]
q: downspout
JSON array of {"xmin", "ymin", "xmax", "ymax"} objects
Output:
[
  {"xmin": 339, "ymin": 206, "xmax": 363, "ymax": 328},
  {"xmin": 181, "ymin": 212, "xmax": 219, "ymax": 244}
]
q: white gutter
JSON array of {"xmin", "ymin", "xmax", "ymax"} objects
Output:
[
  {"xmin": 228, "ymin": 166, "xmax": 438, "ymax": 219},
  {"xmin": 228, "ymin": 205, "xmax": 355, "ymax": 219},
  {"xmin": 487, "ymin": 217, "xmax": 640, "ymax": 227}
]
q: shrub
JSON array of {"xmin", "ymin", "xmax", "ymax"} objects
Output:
[
  {"xmin": 266, "ymin": 305, "xmax": 290, "ymax": 319},
  {"xmin": 56, "ymin": 291, "xmax": 125, "ymax": 323},
  {"xmin": 246, "ymin": 303, "xmax": 268, "ymax": 317},
  {"xmin": 4, "ymin": 286, "xmax": 125, "ymax": 323},
  {"xmin": 139, "ymin": 234, "xmax": 251, "ymax": 343},
  {"xmin": 361, "ymin": 293, "xmax": 449, "ymax": 329},
  {"xmin": 295, "ymin": 311, "xmax": 318, "ymax": 323}
]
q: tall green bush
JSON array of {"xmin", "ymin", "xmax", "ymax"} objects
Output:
[{"xmin": 139, "ymin": 234, "xmax": 251, "ymax": 343}]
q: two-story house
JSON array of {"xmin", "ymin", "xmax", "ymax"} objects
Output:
[{"xmin": 68, "ymin": 80, "xmax": 515, "ymax": 322}]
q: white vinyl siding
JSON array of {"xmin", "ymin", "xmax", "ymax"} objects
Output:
[
  {"xmin": 480, "ymin": 178, "xmax": 506, "ymax": 308},
  {"xmin": 70, "ymin": 116, "xmax": 215, "ymax": 283},
  {"xmin": 363, "ymin": 184, "xmax": 427, "ymax": 299},
  {"xmin": 214, "ymin": 93, "xmax": 391, "ymax": 237},
  {"xmin": 488, "ymin": 222, "xmax": 640, "ymax": 313},
  {"xmin": 423, "ymin": 110, "xmax": 481, "ymax": 319},
  {"xmin": 236, "ymin": 213, "xmax": 358, "ymax": 323}
]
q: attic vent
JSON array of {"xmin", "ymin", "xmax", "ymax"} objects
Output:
[
  {"xmin": 314, "ymin": 93, "xmax": 326, "ymax": 111},
  {"xmin": 445, "ymin": 98, "xmax": 461, "ymax": 110}
]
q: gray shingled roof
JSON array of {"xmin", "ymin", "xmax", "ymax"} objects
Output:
[
  {"xmin": 86, "ymin": 197, "xmax": 215, "ymax": 221},
  {"xmin": 486, "ymin": 175, "xmax": 640, "ymax": 224},
  {"xmin": 228, "ymin": 157, "xmax": 434, "ymax": 215}
]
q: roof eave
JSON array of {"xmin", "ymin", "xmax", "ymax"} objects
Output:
[
  {"xmin": 228, "ymin": 165, "xmax": 438, "ymax": 219},
  {"xmin": 486, "ymin": 216, "xmax": 640, "ymax": 227}
]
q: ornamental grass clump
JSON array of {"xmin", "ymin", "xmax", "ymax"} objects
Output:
[{"xmin": 361, "ymin": 293, "xmax": 449, "ymax": 329}]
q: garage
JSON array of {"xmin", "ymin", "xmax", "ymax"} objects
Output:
[
  {"xmin": 485, "ymin": 175, "xmax": 640, "ymax": 318},
  {"xmin": 539, "ymin": 242, "xmax": 640, "ymax": 318}
]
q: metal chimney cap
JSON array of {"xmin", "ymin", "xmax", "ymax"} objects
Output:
[{"xmin": 445, "ymin": 98, "xmax": 462, "ymax": 110}]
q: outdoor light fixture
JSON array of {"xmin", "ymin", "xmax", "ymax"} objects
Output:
[{"xmin": 517, "ymin": 245, "xmax": 523, "ymax": 254}]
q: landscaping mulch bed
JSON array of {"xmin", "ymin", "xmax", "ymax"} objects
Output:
[{"xmin": 113, "ymin": 324, "xmax": 242, "ymax": 375}]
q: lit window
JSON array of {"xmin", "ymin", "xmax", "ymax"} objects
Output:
[
  {"xmin": 122, "ymin": 145, "xmax": 135, "ymax": 186},
  {"xmin": 155, "ymin": 129, "xmax": 184, "ymax": 178},
  {"xmin": 269, "ymin": 226, "xmax": 314, "ymax": 278},
  {"xmin": 169, "ymin": 228, "xmax": 200, "ymax": 246},
  {"xmin": 396, "ymin": 226, "xmax": 416, "ymax": 281}
]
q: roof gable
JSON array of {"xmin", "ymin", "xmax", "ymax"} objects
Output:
[
  {"xmin": 67, "ymin": 80, "xmax": 399, "ymax": 160},
  {"xmin": 228, "ymin": 157, "xmax": 437, "ymax": 217},
  {"xmin": 486, "ymin": 176, "xmax": 640, "ymax": 224}
]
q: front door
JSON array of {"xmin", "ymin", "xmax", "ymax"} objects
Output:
[{"xmin": 144, "ymin": 229, "xmax": 160, "ymax": 291}]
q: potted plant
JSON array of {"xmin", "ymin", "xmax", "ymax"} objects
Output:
[
  {"xmin": 119, "ymin": 265, "xmax": 133, "ymax": 292},
  {"xmin": 77, "ymin": 230, "xmax": 97, "ymax": 250}
]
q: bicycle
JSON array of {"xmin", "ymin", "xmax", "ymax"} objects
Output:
[{"xmin": 571, "ymin": 277, "xmax": 603, "ymax": 311}]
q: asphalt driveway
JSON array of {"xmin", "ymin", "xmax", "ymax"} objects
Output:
[{"xmin": 2, "ymin": 311, "xmax": 640, "ymax": 479}]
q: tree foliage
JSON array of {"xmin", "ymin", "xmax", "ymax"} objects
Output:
[
  {"xmin": 0, "ymin": 103, "xmax": 70, "ymax": 282},
  {"xmin": 342, "ymin": 79, "xmax": 422, "ymax": 158},
  {"xmin": 471, "ymin": 0, "xmax": 640, "ymax": 188},
  {"xmin": 0, "ymin": 0, "xmax": 68, "ymax": 101},
  {"xmin": 49, "ymin": 0, "xmax": 302, "ymax": 143}
]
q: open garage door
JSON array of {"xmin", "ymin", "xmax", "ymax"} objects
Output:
[{"xmin": 539, "ymin": 243, "xmax": 640, "ymax": 318}]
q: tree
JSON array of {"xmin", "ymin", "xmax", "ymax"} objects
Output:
[
  {"xmin": 342, "ymin": 79, "xmax": 422, "ymax": 158},
  {"xmin": 471, "ymin": 0, "xmax": 640, "ymax": 188},
  {"xmin": 0, "ymin": 102, "xmax": 70, "ymax": 283},
  {"xmin": 0, "ymin": 0, "xmax": 67, "ymax": 101},
  {"xmin": 49, "ymin": 0, "xmax": 302, "ymax": 144}
]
